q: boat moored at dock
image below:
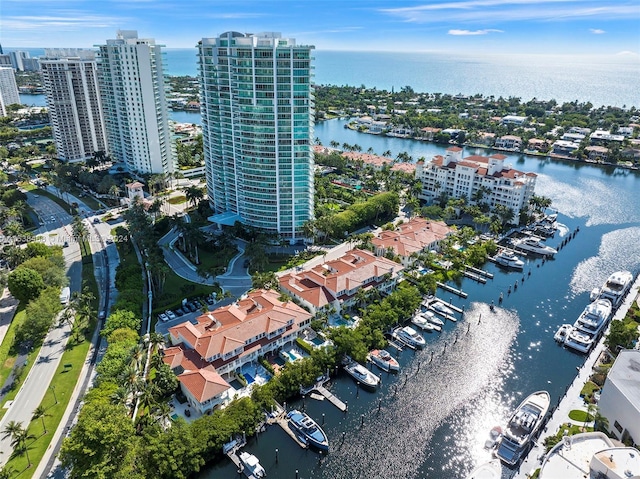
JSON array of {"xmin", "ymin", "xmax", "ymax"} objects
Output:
[
  {"xmin": 496, "ymin": 390, "xmax": 550, "ymax": 466},
  {"xmin": 563, "ymin": 328, "xmax": 595, "ymax": 354},
  {"xmin": 553, "ymin": 324, "xmax": 573, "ymax": 343},
  {"xmin": 493, "ymin": 250, "xmax": 525, "ymax": 269},
  {"xmin": 239, "ymin": 451, "xmax": 266, "ymax": 478},
  {"xmin": 511, "ymin": 237, "xmax": 558, "ymax": 256},
  {"xmin": 392, "ymin": 326, "xmax": 426, "ymax": 349},
  {"xmin": 367, "ymin": 349, "xmax": 400, "ymax": 372},
  {"xmin": 466, "ymin": 459, "xmax": 502, "ymax": 479},
  {"xmin": 286, "ymin": 410, "xmax": 329, "ymax": 451},
  {"xmin": 590, "ymin": 270, "xmax": 633, "ymax": 307},
  {"xmin": 412, "ymin": 313, "xmax": 437, "ymax": 331},
  {"xmin": 343, "ymin": 358, "xmax": 381, "ymax": 388}
]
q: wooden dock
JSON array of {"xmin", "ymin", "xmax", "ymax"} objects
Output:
[
  {"xmin": 436, "ymin": 282, "xmax": 468, "ymax": 298},
  {"xmin": 224, "ymin": 438, "xmax": 259, "ymax": 478},
  {"xmin": 424, "ymin": 296, "xmax": 464, "ymax": 314},
  {"xmin": 315, "ymin": 385, "xmax": 348, "ymax": 412},
  {"xmin": 462, "ymin": 270, "xmax": 487, "ymax": 283},
  {"xmin": 466, "ymin": 265, "xmax": 494, "ymax": 279},
  {"xmin": 428, "ymin": 308, "xmax": 457, "ymax": 322},
  {"xmin": 273, "ymin": 414, "xmax": 309, "ymax": 449}
]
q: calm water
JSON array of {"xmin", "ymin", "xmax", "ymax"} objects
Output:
[
  {"xmin": 14, "ymin": 47, "xmax": 639, "ymax": 107},
  {"xmin": 197, "ymin": 120, "xmax": 640, "ymax": 479}
]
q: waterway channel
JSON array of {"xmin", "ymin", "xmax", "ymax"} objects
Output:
[{"xmin": 196, "ymin": 119, "xmax": 640, "ymax": 479}]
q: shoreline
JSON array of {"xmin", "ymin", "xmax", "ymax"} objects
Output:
[{"xmin": 324, "ymin": 118, "xmax": 639, "ymax": 172}]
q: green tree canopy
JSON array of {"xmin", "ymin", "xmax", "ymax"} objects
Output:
[{"xmin": 7, "ymin": 266, "xmax": 45, "ymax": 303}]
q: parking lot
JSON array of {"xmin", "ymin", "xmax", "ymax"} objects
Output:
[{"xmin": 154, "ymin": 294, "xmax": 219, "ymax": 335}]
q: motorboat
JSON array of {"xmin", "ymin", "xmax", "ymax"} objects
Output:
[
  {"xmin": 511, "ymin": 237, "xmax": 557, "ymax": 256},
  {"xmin": 286, "ymin": 409, "xmax": 329, "ymax": 451},
  {"xmin": 484, "ymin": 425, "xmax": 503, "ymax": 449},
  {"xmin": 591, "ymin": 270, "xmax": 634, "ymax": 307},
  {"xmin": 239, "ymin": 451, "xmax": 266, "ymax": 478},
  {"xmin": 393, "ymin": 326, "xmax": 426, "ymax": 349},
  {"xmin": 563, "ymin": 328, "xmax": 595, "ymax": 354},
  {"xmin": 423, "ymin": 310, "xmax": 444, "ymax": 326},
  {"xmin": 344, "ymin": 359, "xmax": 381, "ymax": 388},
  {"xmin": 553, "ymin": 324, "xmax": 573, "ymax": 343},
  {"xmin": 496, "ymin": 391, "xmax": 550, "ymax": 465},
  {"xmin": 367, "ymin": 349, "xmax": 400, "ymax": 372},
  {"xmin": 575, "ymin": 298, "xmax": 612, "ymax": 335},
  {"xmin": 494, "ymin": 250, "xmax": 525, "ymax": 269},
  {"xmin": 430, "ymin": 301, "xmax": 454, "ymax": 316},
  {"xmin": 412, "ymin": 313, "xmax": 437, "ymax": 331},
  {"xmin": 466, "ymin": 459, "xmax": 502, "ymax": 479}
]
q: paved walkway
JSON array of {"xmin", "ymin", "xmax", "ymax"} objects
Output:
[
  {"xmin": 514, "ymin": 274, "xmax": 640, "ymax": 478},
  {"xmin": 0, "ymin": 289, "xmax": 18, "ymax": 350}
]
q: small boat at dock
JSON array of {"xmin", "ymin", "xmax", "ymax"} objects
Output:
[
  {"xmin": 494, "ymin": 250, "xmax": 525, "ymax": 269},
  {"xmin": 392, "ymin": 326, "xmax": 426, "ymax": 349},
  {"xmin": 286, "ymin": 410, "xmax": 329, "ymax": 451},
  {"xmin": 239, "ymin": 451, "xmax": 266, "ymax": 478},
  {"xmin": 430, "ymin": 301, "xmax": 454, "ymax": 316},
  {"xmin": 466, "ymin": 459, "xmax": 502, "ymax": 479},
  {"xmin": 553, "ymin": 324, "xmax": 573, "ymax": 343},
  {"xmin": 344, "ymin": 359, "xmax": 381, "ymax": 388},
  {"xmin": 511, "ymin": 237, "xmax": 557, "ymax": 256},
  {"xmin": 412, "ymin": 313, "xmax": 437, "ymax": 331},
  {"xmin": 367, "ymin": 349, "xmax": 400, "ymax": 372}
]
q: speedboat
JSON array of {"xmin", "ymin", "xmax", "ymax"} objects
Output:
[
  {"xmin": 393, "ymin": 326, "xmax": 426, "ymax": 349},
  {"xmin": 367, "ymin": 349, "xmax": 400, "ymax": 372},
  {"xmin": 591, "ymin": 270, "xmax": 634, "ymax": 307},
  {"xmin": 553, "ymin": 324, "xmax": 573, "ymax": 343},
  {"xmin": 496, "ymin": 391, "xmax": 550, "ymax": 465},
  {"xmin": 494, "ymin": 250, "xmax": 525, "ymax": 269},
  {"xmin": 344, "ymin": 359, "xmax": 381, "ymax": 388},
  {"xmin": 423, "ymin": 310, "xmax": 444, "ymax": 326},
  {"xmin": 412, "ymin": 313, "xmax": 436, "ymax": 331},
  {"xmin": 430, "ymin": 301, "xmax": 454, "ymax": 316},
  {"xmin": 286, "ymin": 410, "xmax": 329, "ymax": 451},
  {"xmin": 563, "ymin": 328, "xmax": 595, "ymax": 354},
  {"xmin": 575, "ymin": 298, "xmax": 612, "ymax": 335},
  {"xmin": 466, "ymin": 459, "xmax": 502, "ymax": 479},
  {"xmin": 511, "ymin": 237, "xmax": 557, "ymax": 256},
  {"xmin": 239, "ymin": 451, "xmax": 266, "ymax": 478}
]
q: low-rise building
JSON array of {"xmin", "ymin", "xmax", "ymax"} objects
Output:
[
  {"xmin": 539, "ymin": 432, "xmax": 640, "ymax": 479},
  {"xmin": 476, "ymin": 132, "xmax": 496, "ymax": 146},
  {"xmin": 419, "ymin": 127, "xmax": 442, "ymax": 141},
  {"xmin": 494, "ymin": 135, "xmax": 522, "ymax": 150},
  {"xmin": 551, "ymin": 140, "xmax": 580, "ymax": 156},
  {"xmin": 279, "ymin": 249, "xmax": 403, "ymax": 315},
  {"xmin": 591, "ymin": 130, "xmax": 625, "ymax": 144},
  {"xmin": 371, "ymin": 217, "xmax": 454, "ymax": 266},
  {"xmin": 166, "ymin": 289, "xmax": 312, "ymax": 412},
  {"xmin": 585, "ymin": 145, "xmax": 609, "ymax": 162},
  {"xmin": 415, "ymin": 147, "xmax": 537, "ymax": 219},
  {"xmin": 598, "ymin": 349, "xmax": 640, "ymax": 445},
  {"xmin": 527, "ymin": 138, "xmax": 549, "ymax": 152},
  {"xmin": 501, "ymin": 115, "xmax": 527, "ymax": 125}
]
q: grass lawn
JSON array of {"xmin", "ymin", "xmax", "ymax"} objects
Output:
[
  {"xmin": 568, "ymin": 409, "xmax": 594, "ymax": 422},
  {"xmin": 66, "ymin": 184, "xmax": 102, "ymax": 210},
  {"xmin": 3, "ymin": 237, "xmax": 99, "ymax": 472},
  {"xmin": 167, "ymin": 195, "xmax": 187, "ymax": 205},
  {"xmin": 153, "ymin": 268, "xmax": 216, "ymax": 312},
  {"xmin": 195, "ymin": 244, "xmax": 238, "ymax": 273},
  {"xmin": 0, "ymin": 305, "xmax": 26, "ymax": 392}
]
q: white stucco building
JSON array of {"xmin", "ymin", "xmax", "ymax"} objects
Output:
[
  {"xmin": 598, "ymin": 349, "xmax": 640, "ymax": 445},
  {"xmin": 0, "ymin": 66, "xmax": 20, "ymax": 116},
  {"xmin": 415, "ymin": 147, "xmax": 537, "ymax": 220},
  {"xmin": 96, "ymin": 30, "xmax": 175, "ymax": 174},
  {"xmin": 39, "ymin": 49, "xmax": 107, "ymax": 162}
]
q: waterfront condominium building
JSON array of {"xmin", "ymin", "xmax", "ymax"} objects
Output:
[
  {"xmin": 198, "ymin": 32, "xmax": 315, "ymax": 242},
  {"xmin": 415, "ymin": 147, "xmax": 537, "ymax": 222},
  {"xmin": 0, "ymin": 66, "xmax": 20, "ymax": 116},
  {"xmin": 39, "ymin": 49, "xmax": 107, "ymax": 162},
  {"xmin": 96, "ymin": 30, "xmax": 175, "ymax": 174}
]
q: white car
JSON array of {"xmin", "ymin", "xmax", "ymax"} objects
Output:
[
  {"xmin": 158, "ymin": 313, "xmax": 168, "ymax": 322},
  {"xmin": 165, "ymin": 310, "xmax": 177, "ymax": 320}
]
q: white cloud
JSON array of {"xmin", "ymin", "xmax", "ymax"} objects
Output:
[
  {"xmin": 3, "ymin": 13, "xmax": 127, "ymax": 31},
  {"xmin": 448, "ymin": 28, "xmax": 503, "ymax": 35},
  {"xmin": 589, "ymin": 28, "xmax": 605, "ymax": 34},
  {"xmin": 380, "ymin": 1, "xmax": 640, "ymax": 24}
]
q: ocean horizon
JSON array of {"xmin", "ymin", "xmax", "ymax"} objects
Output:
[{"xmin": 7, "ymin": 47, "xmax": 639, "ymax": 108}]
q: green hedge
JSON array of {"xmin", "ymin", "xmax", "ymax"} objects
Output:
[{"xmin": 296, "ymin": 337, "xmax": 314, "ymax": 355}]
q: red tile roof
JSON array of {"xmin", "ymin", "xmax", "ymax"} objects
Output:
[
  {"xmin": 372, "ymin": 218, "xmax": 453, "ymax": 258},
  {"xmin": 178, "ymin": 368, "xmax": 230, "ymax": 403}
]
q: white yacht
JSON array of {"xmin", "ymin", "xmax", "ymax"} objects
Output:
[
  {"xmin": 393, "ymin": 326, "xmax": 426, "ymax": 349},
  {"xmin": 430, "ymin": 301, "xmax": 454, "ymax": 316},
  {"xmin": 553, "ymin": 324, "xmax": 573, "ymax": 343},
  {"xmin": 412, "ymin": 313, "xmax": 437, "ymax": 331},
  {"xmin": 423, "ymin": 310, "xmax": 444, "ymax": 326},
  {"xmin": 494, "ymin": 250, "xmax": 525, "ymax": 269},
  {"xmin": 466, "ymin": 459, "xmax": 502, "ymax": 479},
  {"xmin": 564, "ymin": 328, "xmax": 595, "ymax": 354},
  {"xmin": 496, "ymin": 391, "xmax": 550, "ymax": 465},
  {"xmin": 590, "ymin": 270, "xmax": 634, "ymax": 307},
  {"xmin": 239, "ymin": 451, "xmax": 266, "ymax": 479},
  {"xmin": 367, "ymin": 349, "xmax": 400, "ymax": 372},
  {"xmin": 344, "ymin": 359, "xmax": 381, "ymax": 389},
  {"xmin": 511, "ymin": 237, "xmax": 557, "ymax": 256},
  {"xmin": 575, "ymin": 298, "xmax": 612, "ymax": 335}
]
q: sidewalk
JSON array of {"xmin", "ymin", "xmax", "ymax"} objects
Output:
[
  {"xmin": 514, "ymin": 274, "xmax": 640, "ymax": 478},
  {"xmin": 0, "ymin": 289, "xmax": 18, "ymax": 350}
]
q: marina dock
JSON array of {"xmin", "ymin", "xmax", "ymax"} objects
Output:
[
  {"xmin": 314, "ymin": 385, "xmax": 348, "ymax": 412},
  {"xmin": 423, "ymin": 296, "xmax": 464, "ymax": 314},
  {"xmin": 462, "ymin": 270, "xmax": 487, "ymax": 283},
  {"xmin": 272, "ymin": 413, "xmax": 309, "ymax": 449},
  {"xmin": 465, "ymin": 265, "xmax": 494, "ymax": 279},
  {"xmin": 436, "ymin": 282, "xmax": 468, "ymax": 298},
  {"xmin": 224, "ymin": 437, "xmax": 259, "ymax": 478}
]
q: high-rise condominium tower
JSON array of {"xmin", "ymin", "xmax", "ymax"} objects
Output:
[
  {"xmin": 40, "ymin": 49, "xmax": 107, "ymax": 162},
  {"xmin": 0, "ymin": 66, "xmax": 20, "ymax": 116},
  {"xmin": 198, "ymin": 32, "xmax": 315, "ymax": 241},
  {"xmin": 96, "ymin": 30, "xmax": 175, "ymax": 174}
]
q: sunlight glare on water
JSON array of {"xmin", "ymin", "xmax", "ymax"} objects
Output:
[{"xmin": 319, "ymin": 303, "xmax": 519, "ymax": 479}]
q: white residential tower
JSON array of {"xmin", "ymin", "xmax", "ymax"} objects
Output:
[{"xmin": 0, "ymin": 67, "xmax": 20, "ymax": 116}]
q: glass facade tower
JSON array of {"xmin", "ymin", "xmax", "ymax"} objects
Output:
[{"xmin": 198, "ymin": 32, "xmax": 314, "ymax": 241}]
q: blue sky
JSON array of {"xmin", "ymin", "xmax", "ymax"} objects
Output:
[{"xmin": 1, "ymin": 0, "xmax": 639, "ymax": 57}]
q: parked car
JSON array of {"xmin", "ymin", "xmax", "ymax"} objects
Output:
[
  {"xmin": 193, "ymin": 299, "xmax": 202, "ymax": 309},
  {"xmin": 165, "ymin": 310, "xmax": 176, "ymax": 320},
  {"xmin": 174, "ymin": 308, "xmax": 184, "ymax": 316},
  {"xmin": 185, "ymin": 303, "xmax": 196, "ymax": 312},
  {"xmin": 158, "ymin": 313, "xmax": 168, "ymax": 322},
  {"xmin": 205, "ymin": 296, "xmax": 214, "ymax": 305},
  {"xmin": 93, "ymin": 218, "xmax": 100, "ymax": 224}
]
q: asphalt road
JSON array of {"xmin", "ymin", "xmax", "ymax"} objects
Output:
[{"xmin": 0, "ymin": 192, "xmax": 82, "ymax": 467}]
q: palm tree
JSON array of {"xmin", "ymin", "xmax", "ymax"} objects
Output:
[
  {"xmin": 32, "ymin": 405, "xmax": 49, "ymax": 435},
  {"xmin": 183, "ymin": 186, "xmax": 204, "ymax": 208},
  {"xmin": 584, "ymin": 403, "xmax": 597, "ymax": 431},
  {"xmin": 0, "ymin": 465, "xmax": 15, "ymax": 479},
  {"xmin": 2, "ymin": 421, "xmax": 35, "ymax": 467}
]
